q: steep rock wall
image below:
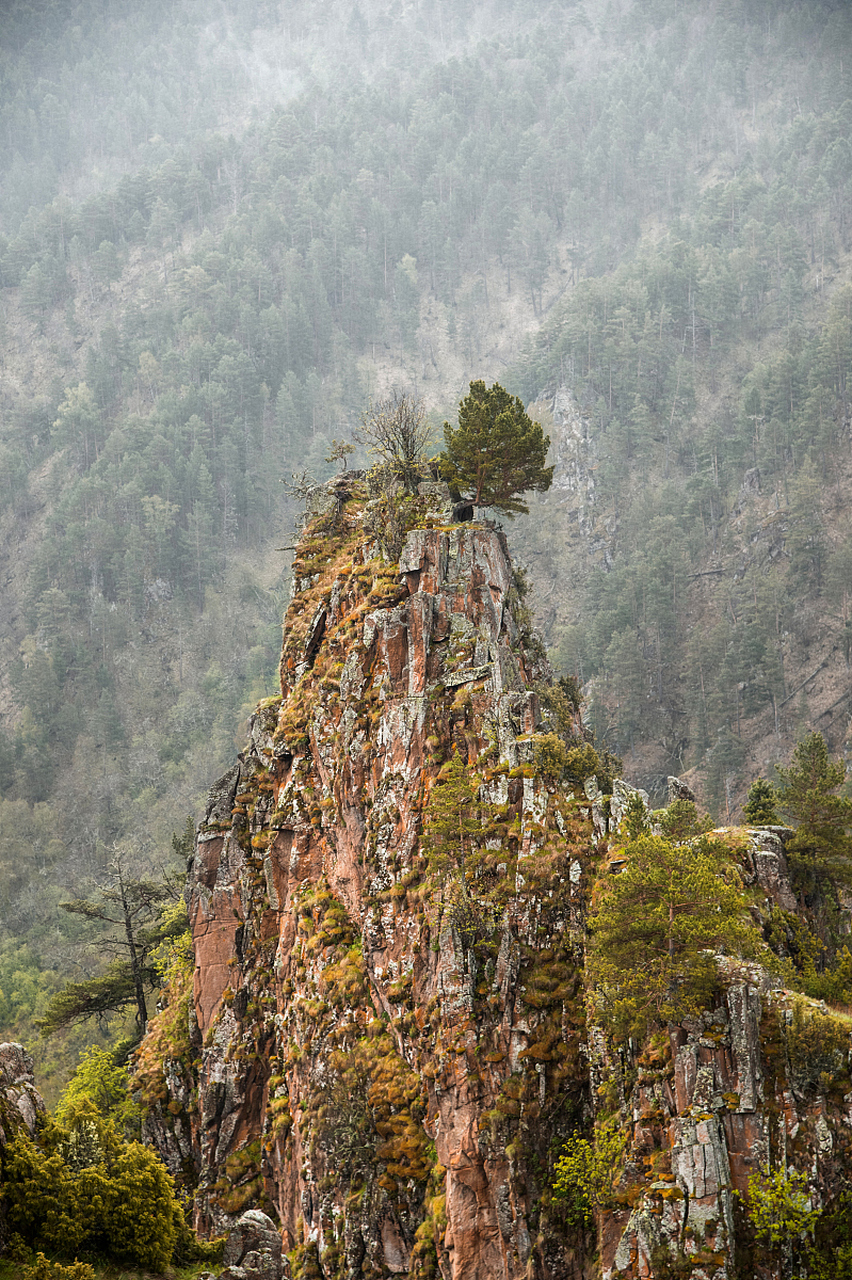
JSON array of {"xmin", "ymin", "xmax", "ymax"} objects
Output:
[
  {"xmin": 142, "ymin": 481, "xmax": 852, "ymax": 1280},
  {"xmin": 154, "ymin": 485, "xmax": 596, "ymax": 1279}
]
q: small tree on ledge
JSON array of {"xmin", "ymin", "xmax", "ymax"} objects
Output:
[
  {"xmin": 440, "ymin": 380, "xmax": 554, "ymax": 515},
  {"xmin": 358, "ymin": 390, "xmax": 432, "ymax": 493}
]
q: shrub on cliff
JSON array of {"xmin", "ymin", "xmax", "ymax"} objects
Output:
[
  {"xmin": 745, "ymin": 1166, "xmax": 819, "ymax": 1274},
  {"xmin": 552, "ymin": 1120, "xmax": 624, "ymax": 1225},
  {"xmin": 3, "ymin": 1100, "xmax": 184, "ymax": 1271},
  {"xmin": 358, "ymin": 390, "xmax": 433, "ymax": 494}
]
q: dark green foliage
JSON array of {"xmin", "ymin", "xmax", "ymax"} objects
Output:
[
  {"xmin": 441, "ymin": 381, "xmax": 553, "ymax": 515},
  {"xmin": 557, "ymin": 675, "xmax": 582, "ymax": 713},
  {"xmin": 37, "ymin": 861, "xmax": 187, "ymax": 1038},
  {"xmin": 422, "ymin": 751, "xmax": 481, "ymax": 884},
  {"xmin": 562, "ymin": 742, "xmax": 603, "ymax": 789},
  {"xmin": 621, "ymin": 791, "xmax": 650, "ymax": 840},
  {"xmin": 809, "ymin": 1191, "xmax": 852, "ymax": 1279},
  {"xmin": 744, "ymin": 777, "xmax": 780, "ymax": 826},
  {"xmin": 777, "ymin": 732, "xmax": 852, "ymax": 867},
  {"xmin": 422, "ymin": 751, "xmax": 489, "ymax": 942},
  {"xmin": 658, "ymin": 799, "xmax": 708, "ymax": 843},
  {"xmin": 784, "ymin": 996, "xmax": 850, "ymax": 1094}
]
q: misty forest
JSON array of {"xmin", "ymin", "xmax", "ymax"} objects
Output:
[{"xmin": 2, "ymin": 1, "xmax": 852, "ymax": 1277}]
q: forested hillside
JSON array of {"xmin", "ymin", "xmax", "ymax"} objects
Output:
[
  {"xmin": 0, "ymin": 0, "xmax": 850, "ymax": 1087},
  {"xmin": 511, "ymin": 6, "xmax": 852, "ymax": 811}
]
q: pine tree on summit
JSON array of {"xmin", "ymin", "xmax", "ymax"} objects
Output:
[{"xmin": 441, "ymin": 380, "xmax": 554, "ymax": 515}]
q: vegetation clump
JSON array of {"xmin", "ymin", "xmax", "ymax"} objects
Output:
[
  {"xmin": 744, "ymin": 777, "xmax": 780, "ymax": 826},
  {"xmin": 777, "ymin": 731, "xmax": 852, "ymax": 879},
  {"xmin": 2, "ymin": 1101, "xmax": 186, "ymax": 1272},
  {"xmin": 358, "ymin": 390, "xmax": 434, "ymax": 494},
  {"xmin": 552, "ymin": 1120, "xmax": 624, "ymax": 1225},
  {"xmin": 587, "ymin": 834, "xmax": 759, "ymax": 1041}
]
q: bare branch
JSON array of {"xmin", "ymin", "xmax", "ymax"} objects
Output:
[{"xmin": 357, "ymin": 390, "xmax": 433, "ymax": 493}]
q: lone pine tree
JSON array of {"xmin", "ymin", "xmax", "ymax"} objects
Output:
[{"xmin": 441, "ymin": 380, "xmax": 554, "ymax": 515}]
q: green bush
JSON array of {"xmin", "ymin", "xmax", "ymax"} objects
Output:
[
  {"xmin": 785, "ymin": 997, "xmax": 850, "ymax": 1093},
  {"xmin": 54, "ymin": 1046, "xmax": 140, "ymax": 1137},
  {"xmin": 3, "ymin": 1101, "xmax": 183, "ymax": 1271},
  {"xmin": 747, "ymin": 1166, "xmax": 817, "ymax": 1245},
  {"xmin": 22, "ymin": 1256, "xmax": 96, "ymax": 1280},
  {"xmin": 553, "ymin": 1120, "xmax": 624, "ymax": 1224}
]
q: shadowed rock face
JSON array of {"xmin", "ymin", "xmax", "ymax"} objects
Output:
[{"xmin": 142, "ymin": 485, "xmax": 852, "ymax": 1280}]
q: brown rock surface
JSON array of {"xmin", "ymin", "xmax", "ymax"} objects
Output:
[{"xmin": 141, "ymin": 480, "xmax": 852, "ymax": 1279}]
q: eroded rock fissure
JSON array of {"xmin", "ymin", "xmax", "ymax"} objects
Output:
[{"xmin": 140, "ymin": 482, "xmax": 852, "ymax": 1280}]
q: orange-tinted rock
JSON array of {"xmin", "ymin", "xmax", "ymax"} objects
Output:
[{"xmin": 141, "ymin": 484, "xmax": 852, "ymax": 1280}]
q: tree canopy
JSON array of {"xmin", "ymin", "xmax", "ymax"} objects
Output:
[
  {"xmin": 777, "ymin": 732, "xmax": 852, "ymax": 875},
  {"xmin": 587, "ymin": 834, "xmax": 758, "ymax": 1040},
  {"xmin": 37, "ymin": 856, "xmax": 186, "ymax": 1039},
  {"xmin": 441, "ymin": 381, "xmax": 553, "ymax": 515},
  {"xmin": 358, "ymin": 391, "xmax": 433, "ymax": 494},
  {"xmin": 745, "ymin": 777, "xmax": 780, "ymax": 826},
  {"xmin": 4, "ymin": 1102, "xmax": 181, "ymax": 1271}
]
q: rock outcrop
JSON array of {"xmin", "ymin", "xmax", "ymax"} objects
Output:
[
  {"xmin": 141, "ymin": 478, "xmax": 852, "ymax": 1279},
  {"xmin": 145, "ymin": 479, "xmax": 596, "ymax": 1278},
  {"xmin": 0, "ymin": 1043, "xmax": 46, "ymax": 1250},
  {"xmin": 0, "ymin": 1042, "xmax": 45, "ymax": 1143}
]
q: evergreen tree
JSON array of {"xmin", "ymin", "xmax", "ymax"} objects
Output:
[
  {"xmin": 776, "ymin": 731, "xmax": 852, "ymax": 879},
  {"xmin": 37, "ymin": 857, "xmax": 186, "ymax": 1038},
  {"xmin": 422, "ymin": 750, "xmax": 480, "ymax": 885},
  {"xmin": 777, "ymin": 732, "xmax": 849, "ymax": 860},
  {"xmin": 441, "ymin": 381, "xmax": 554, "ymax": 515},
  {"xmin": 588, "ymin": 834, "xmax": 757, "ymax": 1040},
  {"xmin": 744, "ymin": 777, "xmax": 780, "ymax": 825},
  {"xmin": 621, "ymin": 789, "xmax": 650, "ymax": 840}
]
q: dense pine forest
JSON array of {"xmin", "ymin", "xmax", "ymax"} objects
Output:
[{"xmin": 0, "ymin": 0, "xmax": 850, "ymax": 1096}]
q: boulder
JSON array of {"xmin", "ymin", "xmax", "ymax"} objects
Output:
[
  {"xmin": 666, "ymin": 774, "xmax": 697, "ymax": 805},
  {"xmin": 221, "ymin": 1210, "xmax": 284, "ymax": 1280}
]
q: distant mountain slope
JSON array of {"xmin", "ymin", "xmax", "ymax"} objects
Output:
[{"xmin": 1, "ymin": 0, "xmax": 851, "ymax": 1075}]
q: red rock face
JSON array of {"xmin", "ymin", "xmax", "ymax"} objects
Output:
[
  {"xmin": 149, "ymin": 493, "xmax": 593, "ymax": 1278},
  {"xmin": 141, "ymin": 488, "xmax": 852, "ymax": 1280}
]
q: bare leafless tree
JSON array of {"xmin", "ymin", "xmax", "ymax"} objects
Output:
[{"xmin": 358, "ymin": 390, "xmax": 433, "ymax": 493}]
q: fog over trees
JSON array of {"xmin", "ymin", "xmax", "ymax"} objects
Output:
[{"xmin": 0, "ymin": 0, "xmax": 850, "ymax": 1087}]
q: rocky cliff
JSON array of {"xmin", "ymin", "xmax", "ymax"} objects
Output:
[
  {"xmin": 141, "ymin": 476, "xmax": 852, "ymax": 1280},
  {"xmin": 0, "ymin": 1043, "xmax": 46, "ymax": 1251}
]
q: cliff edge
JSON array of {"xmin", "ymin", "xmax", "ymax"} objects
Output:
[{"xmin": 139, "ymin": 476, "xmax": 852, "ymax": 1280}]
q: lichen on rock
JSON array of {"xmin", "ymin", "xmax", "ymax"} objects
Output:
[{"xmin": 139, "ymin": 476, "xmax": 852, "ymax": 1279}]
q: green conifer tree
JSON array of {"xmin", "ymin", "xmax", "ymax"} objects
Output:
[
  {"xmin": 441, "ymin": 381, "xmax": 554, "ymax": 515},
  {"xmin": 744, "ymin": 777, "xmax": 780, "ymax": 825},
  {"xmin": 776, "ymin": 732, "xmax": 852, "ymax": 877},
  {"xmin": 588, "ymin": 834, "xmax": 758, "ymax": 1040}
]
